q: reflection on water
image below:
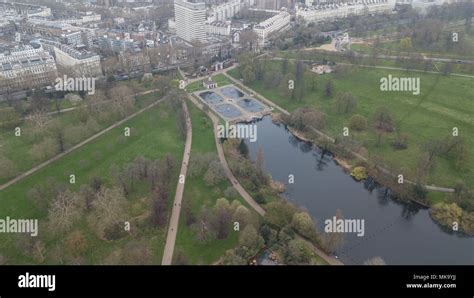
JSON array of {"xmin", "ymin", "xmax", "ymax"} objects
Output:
[
  {"xmin": 220, "ymin": 86, "xmax": 245, "ymax": 99},
  {"xmin": 237, "ymin": 98, "xmax": 264, "ymax": 113},
  {"xmin": 214, "ymin": 103, "xmax": 243, "ymax": 118},
  {"xmin": 198, "ymin": 91, "xmax": 224, "ymax": 105},
  {"xmin": 244, "ymin": 117, "xmax": 474, "ymax": 265}
]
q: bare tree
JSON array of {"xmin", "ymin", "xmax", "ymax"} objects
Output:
[
  {"xmin": 90, "ymin": 187, "xmax": 126, "ymax": 239},
  {"xmin": 48, "ymin": 190, "xmax": 82, "ymax": 235}
]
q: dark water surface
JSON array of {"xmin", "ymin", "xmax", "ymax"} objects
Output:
[{"xmin": 244, "ymin": 117, "xmax": 474, "ymax": 265}]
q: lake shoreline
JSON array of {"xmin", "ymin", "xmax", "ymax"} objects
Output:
[{"xmin": 269, "ymin": 116, "xmax": 474, "ymax": 237}]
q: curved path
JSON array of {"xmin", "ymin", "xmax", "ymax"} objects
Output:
[
  {"xmin": 187, "ymin": 94, "xmax": 265, "ymax": 216},
  {"xmin": 186, "ymin": 93, "xmax": 342, "ymax": 265},
  {"xmin": 161, "ymin": 99, "xmax": 193, "ymax": 265}
]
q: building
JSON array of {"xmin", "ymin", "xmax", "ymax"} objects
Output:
[
  {"xmin": 40, "ymin": 40, "xmax": 102, "ymax": 77},
  {"xmin": 296, "ymin": 0, "xmax": 396, "ymax": 23},
  {"xmin": 0, "ymin": 45, "xmax": 57, "ymax": 92},
  {"xmin": 206, "ymin": 21, "xmax": 232, "ymax": 36},
  {"xmin": 203, "ymin": 77, "xmax": 217, "ymax": 89},
  {"xmin": 311, "ymin": 64, "xmax": 333, "ymax": 74},
  {"xmin": 0, "ymin": 2, "xmax": 51, "ymax": 18},
  {"xmin": 54, "ymin": 44, "xmax": 102, "ymax": 77},
  {"xmin": 174, "ymin": 0, "xmax": 207, "ymax": 43},
  {"xmin": 209, "ymin": 0, "xmax": 242, "ymax": 21},
  {"xmin": 256, "ymin": 0, "xmax": 294, "ymax": 10},
  {"xmin": 253, "ymin": 11, "xmax": 291, "ymax": 47}
]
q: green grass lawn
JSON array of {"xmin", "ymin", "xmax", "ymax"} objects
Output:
[
  {"xmin": 351, "ymin": 25, "xmax": 474, "ymax": 60},
  {"xmin": 173, "ymin": 101, "xmax": 251, "ymax": 264},
  {"xmin": 276, "ymin": 46, "xmax": 474, "ymax": 76},
  {"xmin": 0, "ymin": 91, "xmax": 162, "ymax": 185},
  {"xmin": 229, "ymin": 60, "xmax": 474, "ymax": 197},
  {"xmin": 185, "ymin": 74, "xmax": 233, "ymax": 93},
  {"xmin": 0, "ymin": 99, "xmax": 184, "ymax": 264}
]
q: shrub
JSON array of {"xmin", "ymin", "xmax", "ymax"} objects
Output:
[
  {"xmin": 351, "ymin": 167, "xmax": 368, "ymax": 181},
  {"xmin": 349, "ymin": 114, "xmax": 367, "ymax": 131}
]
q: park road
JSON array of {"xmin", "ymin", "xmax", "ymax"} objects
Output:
[{"xmin": 161, "ymin": 99, "xmax": 192, "ymax": 265}]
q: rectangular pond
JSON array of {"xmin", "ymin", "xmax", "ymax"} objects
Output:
[
  {"xmin": 219, "ymin": 86, "xmax": 245, "ymax": 99},
  {"xmin": 198, "ymin": 91, "xmax": 224, "ymax": 105},
  {"xmin": 214, "ymin": 103, "xmax": 243, "ymax": 119},
  {"xmin": 237, "ymin": 98, "xmax": 265, "ymax": 113}
]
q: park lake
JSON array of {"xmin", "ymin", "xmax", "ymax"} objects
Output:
[{"xmin": 244, "ymin": 116, "xmax": 474, "ymax": 265}]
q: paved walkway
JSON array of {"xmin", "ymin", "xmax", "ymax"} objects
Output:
[
  {"xmin": 187, "ymin": 93, "xmax": 342, "ymax": 265},
  {"xmin": 161, "ymin": 99, "xmax": 193, "ymax": 265},
  {"xmin": 0, "ymin": 96, "xmax": 165, "ymax": 192},
  {"xmin": 186, "ymin": 94, "xmax": 265, "ymax": 216}
]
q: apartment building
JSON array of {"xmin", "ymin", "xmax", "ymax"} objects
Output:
[
  {"xmin": 0, "ymin": 45, "xmax": 57, "ymax": 92},
  {"xmin": 174, "ymin": 0, "xmax": 207, "ymax": 43},
  {"xmin": 253, "ymin": 11, "xmax": 291, "ymax": 47},
  {"xmin": 40, "ymin": 40, "xmax": 102, "ymax": 78},
  {"xmin": 296, "ymin": 0, "xmax": 396, "ymax": 22}
]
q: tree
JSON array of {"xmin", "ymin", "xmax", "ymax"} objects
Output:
[
  {"xmin": 291, "ymin": 212, "xmax": 318, "ymax": 241},
  {"xmin": 285, "ymin": 239, "xmax": 313, "ymax": 265},
  {"xmin": 108, "ymin": 85, "xmax": 135, "ymax": 117},
  {"xmin": 324, "ymin": 79, "xmax": 334, "ymax": 97},
  {"xmin": 212, "ymin": 200, "xmax": 232, "ymax": 239},
  {"xmin": 31, "ymin": 240, "xmax": 46, "ymax": 263},
  {"xmin": 237, "ymin": 225, "xmax": 264, "ymax": 259},
  {"xmin": 373, "ymin": 106, "xmax": 394, "ymax": 132},
  {"xmin": 224, "ymin": 186, "xmax": 240, "ymax": 200},
  {"xmin": 333, "ymin": 92, "xmax": 357, "ymax": 114},
  {"xmin": 0, "ymin": 108, "xmax": 21, "ymax": 129},
  {"xmin": 392, "ymin": 133, "xmax": 408, "ymax": 150},
  {"xmin": 49, "ymin": 120, "xmax": 66, "ymax": 153},
  {"xmin": 151, "ymin": 186, "xmax": 169, "ymax": 227},
  {"xmin": 91, "ymin": 187, "xmax": 126, "ymax": 239},
  {"xmin": 48, "ymin": 190, "xmax": 81, "ymax": 235},
  {"xmin": 232, "ymin": 205, "xmax": 252, "ymax": 229},
  {"xmin": 238, "ymin": 139, "xmax": 249, "ymax": 158},
  {"xmin": 204, "ymin": 160, "xmax": 225, "ymax": 186},
  {"xmin": 289, "ymin": 107, "xmax": 326, "ymax": 131},
  {"xmin": 239, "ymin": 30, "xmax": 259, "ymax": 51},
  {"xmin": 399, "ymin": 37, "xmax": 412, "ymax": 52},
  {"xmin": 193, "ymin": 205, "xmax": 216, "ymax": 243},
  {"xmin": 349, "ymin": 114, "xmax": 367, "ymax": 131},
  {"xmin": 29, "ymin": 137, "xmax": 57, "ymax": 161},
  {"xmin": 241, "ymin": 66, "xmax": 256, "ymax": 83},
  {"xmin": 264, "ymin": 201, "xmax": 297, "ymax": 229}
]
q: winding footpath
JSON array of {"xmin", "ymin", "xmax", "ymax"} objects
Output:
[
  {"xmin": 186, "ymin": 93, "xmax": 342, "ymax": 265},
  {"xmin": 161, "ymin": 99, "xmax": 193, "ymax": 265}
]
